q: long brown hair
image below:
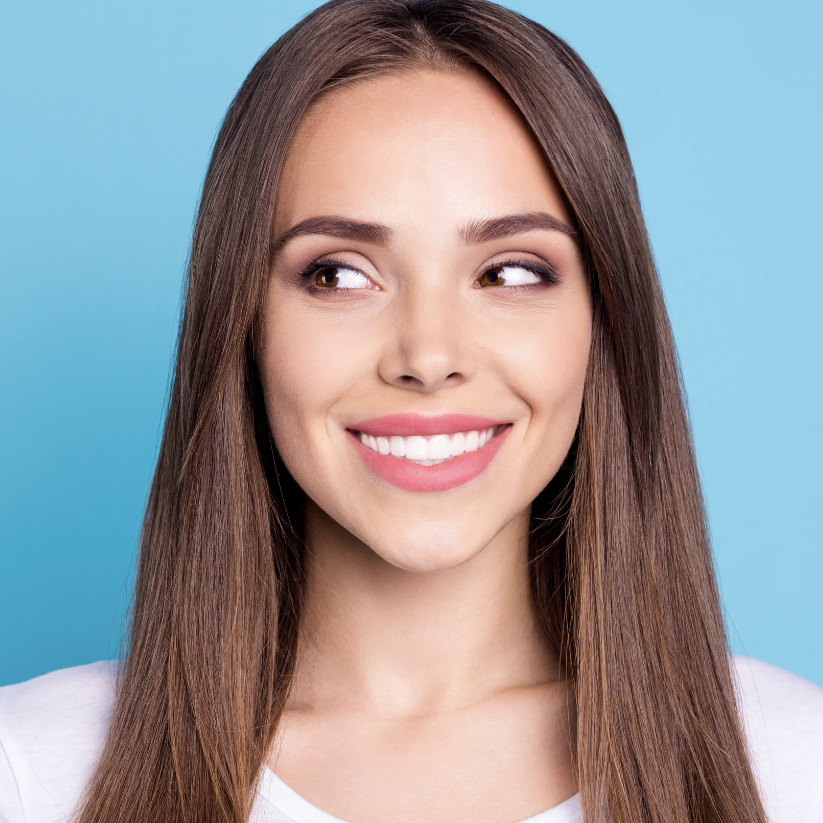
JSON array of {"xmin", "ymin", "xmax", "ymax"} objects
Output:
[{"xmin": 75, "ymin": 2, "xmax": 767, "ymax": 821}]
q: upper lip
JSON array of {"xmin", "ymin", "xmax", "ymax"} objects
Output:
[{"xmin": 349, "ymin": 414, "xmax": 507, "ymax": 437}]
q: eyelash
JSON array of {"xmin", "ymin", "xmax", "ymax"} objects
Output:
[
  {"xmin": 298, "ymin": 257, "xmax": 560, "ymax": 293},
  {"xmin": 298, "ymin": 258, "xmax": 361, "ymax": 295},
  {"xmin": 488, "ymin": 259, "xmax": 560, "ymax": 288}
]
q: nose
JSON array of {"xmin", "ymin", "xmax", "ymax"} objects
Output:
[{"xmin": 378, "ymin": 282, "xmax": 476, "ymax": 393}]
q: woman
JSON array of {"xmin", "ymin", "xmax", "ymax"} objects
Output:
[{"xmin": 1, "ymin": 1, "xmax": 821, "ymax": 821}]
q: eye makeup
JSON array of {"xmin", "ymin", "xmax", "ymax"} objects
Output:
[
  {"xmin": 295, "ymin": 254, "xmax": 561, "ymax": 295},
  {"xmin": 298, "ymin": 258, "xmax": 376, "ymax": 293},
  {"xmin": 475, "ymin": 257, "xmax": 560, "ymax": 289}
]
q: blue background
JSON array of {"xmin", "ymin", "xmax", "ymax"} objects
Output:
[{"xmin": 1, "ymin": 0, "xmax": 821, "ymax": 687}]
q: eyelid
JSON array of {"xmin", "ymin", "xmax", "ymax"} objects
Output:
[
  {"xmin": 482, "ymin": 257, "xmax": 560, "ymax": 285},
  {"xmin": 298, "ymin": 256, "xmax": 381, "ymax": 294},
  {"xmin": 298, "ymin": 257, "xmax": 366, "ymax": 278},
  {"xmin": 297, "ymin": 254, "xmax": 559, "ymax": 289}
]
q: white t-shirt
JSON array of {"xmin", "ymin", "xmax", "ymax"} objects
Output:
[{"xmin": 0, "ymin": 657, "xmax": 821, "ymax": 823}]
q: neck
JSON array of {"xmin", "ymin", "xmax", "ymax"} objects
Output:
[{"xmin": 290, "ymin": 499, "xmax": 559, "ymax": 718}]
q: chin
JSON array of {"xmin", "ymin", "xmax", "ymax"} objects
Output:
[
  {"xmin": 378, "ymin": 546, "xmax": 482, "ymax": 574},
  {"xmin": 366, "ymin": 521, "xmax": 494, "ymax": 574}
]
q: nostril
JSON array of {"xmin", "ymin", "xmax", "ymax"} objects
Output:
[{"xmin": 392, "ymin": 371, "xmax": 462, "ymax": 390}]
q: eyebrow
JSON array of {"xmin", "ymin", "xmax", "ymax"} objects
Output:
[
  {"xmin": 271, "ymin": 216, "xmax": 393, "ymax": 251},
  {"xmin": 271, "ymin": 210, "xmax": 580, "ymax": 252},
  {"xmin": 459, "ymin": 212, "xmax": 580, "ymax": 245}
]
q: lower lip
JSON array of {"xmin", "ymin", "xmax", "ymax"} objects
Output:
[{"xmin": 348, "ymin": 426, "xmax": 511, "ymax": 492}]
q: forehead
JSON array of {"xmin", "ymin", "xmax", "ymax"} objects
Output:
[{"xmin": 274, "ymin": 69, "xmax": 571, "ymax": 234}]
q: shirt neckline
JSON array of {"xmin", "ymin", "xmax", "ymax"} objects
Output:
[{"xmin": 256, "ymin": 765, "xmax": 582, "ymax": 823}]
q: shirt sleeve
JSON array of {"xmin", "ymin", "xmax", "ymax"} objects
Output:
[
  {"xmin": 0, "ymin": 736, "xmax": 26, "ymax": 823},
  {"xmin": 732, "ymin": 655, "xmax": 823, "ymax": 823}
]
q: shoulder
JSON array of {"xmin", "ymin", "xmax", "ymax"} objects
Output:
[
  {"xmin": 731, "ymin": 655, "xmax": 823, "ymax": 822},
  {"xmin": 0, "ymin": 661, "xmax": 119, "ymax": 823}
]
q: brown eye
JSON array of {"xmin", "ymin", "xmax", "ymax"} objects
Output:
[
  {"xmin": 479, "ymin": 267, "xmax": 505, "ymax": 287},
  {"xmin": 303, "ymin": 263, "xmax": 373, "ymax": 290},
  {"xmin": 315, "ymin": 267, "xmax": 339, "ymax": 288},
  {"xmin": 478, "ymin": 264, "xmax": 544, "ymax": 288}
]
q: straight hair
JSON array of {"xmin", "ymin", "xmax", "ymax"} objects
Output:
[{"xmin": 75, "ymin": 1, "xmax": 767, "ymax": 821}]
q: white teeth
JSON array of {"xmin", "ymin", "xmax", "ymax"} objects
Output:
[
  {"xmin": 449, "ymin": 432, "xmax": 466, "ymax": 456},
  {"xmin": 429, "ymin": 434, "xmax": 451, "ymax": 459},
  {"xmin": 465, "ymin": 430, "xmax": 479, "ymax": 452},
  {"xmin": 405, "ymin": 436, "xmax": 428, "ymax": 460},
  {"xmin": 358, "ymin": 426, "xmax": 501, "ymax": 463}
]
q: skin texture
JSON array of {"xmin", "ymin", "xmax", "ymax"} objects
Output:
[{"xmin": 260, "ymin": 69, "xmax": 591, "ymax": 823}]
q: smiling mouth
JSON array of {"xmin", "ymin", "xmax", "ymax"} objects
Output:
[{"xmin": 354, "ymin": 425, "xmax": 503, "ymax": 466}]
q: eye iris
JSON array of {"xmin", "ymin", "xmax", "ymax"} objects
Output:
[
  {"xmin": 315, "ymin": 268, "xmax": 338, "ymax": 288},
  {"xmin": 481, "ymin": 268, "xmax": 504, "ymax": 287}
]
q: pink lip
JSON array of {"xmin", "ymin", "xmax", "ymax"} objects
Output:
[
  {"xmin": 352, "ymin": 414, "xmax": 505, "ymax": 437},
  {"xmin": 347, "ymin": 422, "xmax": 511, "ymax": 493}
]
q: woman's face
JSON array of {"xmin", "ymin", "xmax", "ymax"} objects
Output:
[{"xmin": 261, "ymin": 69, "xmax": 591, "ymax": 572}]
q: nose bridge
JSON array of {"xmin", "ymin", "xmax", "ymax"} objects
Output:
[{"xmin": 380, "ymin": 275, "xmax": 474, "ymax": 392}]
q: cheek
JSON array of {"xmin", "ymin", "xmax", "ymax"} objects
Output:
[
  {"xmin": 499, "ymin": 305, "xmax": 591, "ymax": 448},
  {"xmin": 259, "ymin": 296, "xmax": 373, "ymax": 445},
  {"xmin": 261, "ymin": 303, "xmax": 330, "ymax": 439}
]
